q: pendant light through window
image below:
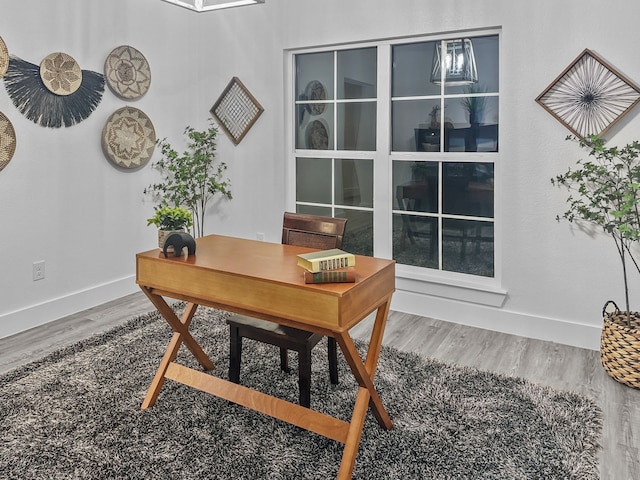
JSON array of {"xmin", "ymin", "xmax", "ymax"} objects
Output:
[{"xmin": 431, "ymin": 38, "xmax": 478, "ymax": 86}]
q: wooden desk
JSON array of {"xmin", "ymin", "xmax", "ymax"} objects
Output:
[{"xmin": 136, "ymin": 234, "xmax": 395, "ymax": 479}]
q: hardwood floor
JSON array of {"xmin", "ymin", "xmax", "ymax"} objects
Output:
[{"xmin": 1, "ymin": 291, "xmax": 637, "ymax": 479}]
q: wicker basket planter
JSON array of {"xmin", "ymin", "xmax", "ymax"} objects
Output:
[
  {"xmin": 601, "ymin": 301, "xmax": 640, "ymax": 389},
  {"xmin": 158, "ymin": 229, "xmax": 184, "ymax": 249}
]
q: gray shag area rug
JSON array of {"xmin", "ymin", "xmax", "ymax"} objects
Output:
[{"xmin": 0, "ymin": 305, "xmax": 602, "ymax": 479}]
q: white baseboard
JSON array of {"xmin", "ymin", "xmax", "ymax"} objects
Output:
[
  {"xmin": 391, "ymin": 289, "xmax": 601, "ymax": 351},
  {"xmin": 0, "ymin": 276, "xmax": 139, "ymax": 339},
  {"xmin": 1, "ymin": 277, "xmax": 602, "ymax": 351}
]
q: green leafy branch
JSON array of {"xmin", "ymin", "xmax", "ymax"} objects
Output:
[
  {"xmin": 144, "ymin": 121, "xmax": 232, "ymax": 238},
  {"xmin": 552, "ymin": 135, "xmax": 640, "ymax": 323}
]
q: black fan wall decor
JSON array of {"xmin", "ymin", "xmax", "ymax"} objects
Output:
[{"xmin": 3, "ymin": 53, "xmax": 105, "ymax": 128}]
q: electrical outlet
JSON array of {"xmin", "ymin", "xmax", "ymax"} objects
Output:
[
  {"xmin": 33, "ymin": 261, "xmax": 45, "ymax": 281},
  {"xmin": 256, "ymin": 232, "xmax": 265, "ymax": 241}
]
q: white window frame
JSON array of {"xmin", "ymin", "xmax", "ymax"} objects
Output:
[{"xmin": 284, "ymin": 28, "xmax": 506, "ymax": 306}]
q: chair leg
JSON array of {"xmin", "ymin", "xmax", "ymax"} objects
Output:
[
  {"xmin": 328, "ymin": 337, "xmax": 338, "ymax": 385},
  {"xmin": 298, "ymin": 348, "xmax": 312, "ymax": 408},
  {"xmin": 279, "ymin": 347, "xmax": 290, "ymax": 373},
  {"xmin": 229, "ymin": 326, "xmax": 241, "ymax": 383}
]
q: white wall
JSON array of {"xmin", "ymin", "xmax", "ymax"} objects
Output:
[{"xmin": 0, "ymin": 0, "xmax": 638, "ymax": 350}]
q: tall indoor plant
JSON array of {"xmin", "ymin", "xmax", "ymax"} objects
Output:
[
  {"xmin": 552, "ymin": 134, "xmax": 640, "ymax": 388},
  {"xmin": 144, "ymin": 121, "xmax": 232, "ymax": 238}
]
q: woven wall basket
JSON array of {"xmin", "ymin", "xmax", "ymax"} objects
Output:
[{"xmin": 601, "ymin": 301, "xmax": 640, "ymax": 389}]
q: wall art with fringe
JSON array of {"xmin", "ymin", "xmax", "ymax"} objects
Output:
[{"xmin": 3, "ymin": 51, "xmax": 104, "ymax": 128}]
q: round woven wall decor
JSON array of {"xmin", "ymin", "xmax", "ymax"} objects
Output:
[
  {"xmin": 104, "ymin": 45, "xmax": 151, "ymax": 99},
  {"xmin": 0, "ymin": 36, "xmax": 8, "ymax": 78},
  {"xmin": 304, "ymin": 80, "xmax": 327, "ymax": 115},
  {"xmin": 102, "ymin": 107, "xmax": 156, "ymax": 169},
  {"xmin": 0, "ymin": 112, "xmax": 17, "ymax": 173},
  {"xmin": 39, "ymin": 52, "xmax": 82, "ymax": 96},
  {"xmin": 305, "ymin": 118, "xmax": 329, "ymax": 149}
]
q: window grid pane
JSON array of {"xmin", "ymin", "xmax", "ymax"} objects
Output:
[
  {"xmin": 295, "ymin": 47, "xmax": 377, "ymax": 257},
  {"xmin": 296, "ymin": 155, "xmax": 374, "ymax": 257},
  {"xmin": 294, "ymin": 33, "xmax": 498, "ymax": 278},
  {"xmin": 390, "ymin": 34, "xmax": 497, "ymax": 276}
]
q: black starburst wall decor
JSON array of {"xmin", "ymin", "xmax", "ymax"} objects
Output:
[
  {"xmin": 3, "ymin": 52, "xmax": 105, "ymax": 128},
  {"xmin": 536, "ymin": 49, "xmax": 640, "ymax": 139}
]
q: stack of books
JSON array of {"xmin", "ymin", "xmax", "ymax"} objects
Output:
[{"xmin": 297, "ymin": 248, "xmax": 356, "ymax": 284}]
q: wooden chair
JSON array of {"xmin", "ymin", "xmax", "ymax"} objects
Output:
[{"xmin": 226, "ymin": 212, "xmax": 347, "ymax": 408}]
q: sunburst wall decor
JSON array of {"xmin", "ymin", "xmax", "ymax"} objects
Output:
[{"xmin": 536, "ymin": 49, "xmax": 640, "ymax": 139}]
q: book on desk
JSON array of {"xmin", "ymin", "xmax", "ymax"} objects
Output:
[
  {"xmin": 298, "ymin": 248, "xmax": 357, "ymax": 283},
  {"xmin": 303, "ymin": 269, "xmax": 356, "ymax": 284},
  {"xmin": 297, "ymin": 248, "xmax": 355, "ymax": 273}
]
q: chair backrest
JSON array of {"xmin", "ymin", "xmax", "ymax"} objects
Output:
[{"xmin": 281, "ymin": 212, "xmax": 347, "ymax": 249}]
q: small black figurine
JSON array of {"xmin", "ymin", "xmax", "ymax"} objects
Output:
[{"xmin": 163, "ymin": 232, "xmax": 196, "ymax": 257}]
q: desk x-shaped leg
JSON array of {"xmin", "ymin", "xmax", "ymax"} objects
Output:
[
  {"xmin": 140, "ymin": 287, "xmax": 214, "ymax": 409},
  {"xmin": 334, "ymin": 295, "xmax": 393, "ymax": 479},
  {"xmin": 140, "ymin": 286, "xmax": 393, "ymax": 480}
]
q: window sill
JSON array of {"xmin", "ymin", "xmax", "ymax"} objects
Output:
[{"xmin": 395, "ymin": 265, "xmax": 507, "ymax": 308}]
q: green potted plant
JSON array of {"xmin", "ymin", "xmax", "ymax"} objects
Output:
[
  {"xmin": 461, "ymin": 85, "xmax": 487, "ymax": 125},
  {"xmin": 461, "ymin": 85, "xmax": 487, "ymax": 152},
  {"xmin": 144, "ymin": 121, "xmax": 232, "ymax": 238},
  {"xmin": 147, "ymin": 206, "xmax": 193, "ymax": 249},
  {"xmin": 552, "ymin": 134, "xmax": 640, "ymax": 388}
]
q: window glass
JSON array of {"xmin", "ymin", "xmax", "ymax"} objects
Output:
[
  {"xmin": 337, "ymin": 48, "xmax": 377, "ymax": 99},
  {"xmin": 393, "ymin": 161, "xmax": 438, "ymax": 213},
  {"xmin": 392, "ymin": 41, "xmax": 440, "ymax": 97},
  {"xmin": 296, "ymin": 157, "xmax": 331, "ymax": 204},
  {"xmin": 442, "ymin": 162, "xmax": 494, "ymax": 217},
  {"xmin": 442, "ymin": 218, "xmax": 494, "ymax": 277},
  {"xmin": 335, "ymin": 159, "xmax": 373, "ymax": 208},
  {"xmin": 337, "ymin": 208, "xmax": 373, "ymax": 257},
  {"xmin": 296, "ymin": 52, "xmax": 335, "ymax": 150},
  {"xmin": 297, "ymin": 205, "xmax": 332, "ymax": 217},
  {"xmin": 337, "ymin": 102, "xmax": 376, "ymax": 151},
  {"xmin": 393, "ymin": 213, "xmax": 439, "ymax": 269},
  {"xmin": 296, "ymin": 104, "xmax": 334, "ymax": 150},
  {"xmin": 443, "ymin": 97, "xmax": 498, "ymax": 152},
  {"xmin": 444, "ymin": 35, "xmax": 499, "ymax": 95},
  {"xmin": 296, "ymin": 52, "xmax": 334, "ymax": 100},
  {"xmin": 392, "ymin": 99, "xmax": 441, "ymax": 152}
]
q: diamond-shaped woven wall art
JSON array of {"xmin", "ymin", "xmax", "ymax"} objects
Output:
[
  {"xmin": 536, "ymin": 49, "xmax": 640, "ymax": 139},
  {"xmin": 210, "ymin": 77, "xmax": 263, "ymax": 145}
]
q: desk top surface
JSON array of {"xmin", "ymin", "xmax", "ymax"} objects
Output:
[
  {"xmin": 137, "ymin": 234, "xmax": 394, "ymax": 293},
  {"xmin": 137, "ymin": 235, "xmax": 395, "ymax": 330}
]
